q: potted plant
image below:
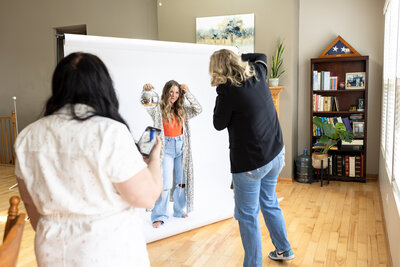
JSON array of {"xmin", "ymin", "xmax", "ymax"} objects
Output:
[
  {"xmin": 269, "ymin": 40, "xmax": 285, "ymax": 86},
  {"xmin": 312, "ymin": 117, "xmax": 354, "ymax": 169}
]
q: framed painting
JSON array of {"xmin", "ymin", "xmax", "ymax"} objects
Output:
[{"xmin": 196, "ymin": 13, "xmax": 254, "ymax": 53}]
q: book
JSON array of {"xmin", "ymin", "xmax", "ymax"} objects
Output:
[
  {"xmin": 323, "ymin": 97, "xmax": 329, "ymax": 111},
  {"xmin": 342, "ymin": 117, "xmax": 353, "ymax": 132},
  {"xmin": 345, "ymin": 155, "xmax": 349, "ymax": 176},
  {"xmin": 313, "ymin": 94, "xmax": 316, "ymax": 111},
  {"xmin": 334, "ymin": 97, "xmax": 340, "ymax": 111},
  {"xmin": 342, "ymin": 140, "xmax": 364, "ymax": 146},
  {"xmin": 360, "ymin": 153, "xmax": 364, "ymax": 177},
  {"xmin": 320, "ymin": 96, "xmax": 323, "ymax": 111},
  {"xmin": 342, "ymin": 139, "xmax": 364, "ymax": 150},
  {"xmin": 337, "ymin": 155, "xmax": 343, "ymax": 176},
  {"xmin": 312, "ymin": 144, "xmax": 338, "ymax": 150},
  {"xmin": 331, "ymin": 97, "xmax": 338, "ymax": 111},
  {"xmin": 332, "ymin": 154, "xmax": 337, "ymax": 176},
  {"xmin": 355, "ymin": 156, "xmax": 361, "ymax": 177},
  {"xmin": 349, "ymin": 156, "xmax": 355, "ymax": 177},
  {"xmin": 322, "ymin": 71, "xmax": 331, "ymax": 90},
  {"xmin": 317, "ymin": 72, "xmax": 321, "ymax": 90},
  {"xmin": 327, "ymin": 97, "xmax": 332, "ymax": 111},
  {"xmin": 330, "ymin": 76, "xmax": 338, "ymax": 90},
  {"xmin": 313, "ymin": 71, "xmax": 318, "ymax": 91}
]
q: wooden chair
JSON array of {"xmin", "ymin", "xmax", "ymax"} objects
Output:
[
  {"xmin": 0, "ymin": 196, "xmax": 26, "ymax": 267},
  {"xmin": 0, "ymin": 111, "xmax": 17, "ymax": 165}
]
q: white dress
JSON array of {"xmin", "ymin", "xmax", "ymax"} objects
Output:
[{"xmin": 15, "ymin": 104, "xmax": 150, "ymax": 267}]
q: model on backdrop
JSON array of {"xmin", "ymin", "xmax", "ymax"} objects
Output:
[
  {"xmin": 142, "ymin": 81, "xmax": 202, "ymax": 228},
  {"xmin": 209, "ymin": 49, "xmax": 294, "ymax": 266},
  {"xmin": 15, "ymin": 52, "xmax": 162, "ymax": 267}
]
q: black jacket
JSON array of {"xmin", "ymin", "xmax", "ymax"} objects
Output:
[{"xmin": 213, "ymin": 53, "xmax": 284, "ymax": 173}]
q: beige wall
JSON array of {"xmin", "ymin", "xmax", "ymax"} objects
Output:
[
  {"xmin": 0, "ymin": 0, "xmax": 385, "ymax": 178},
  {"xmin": 0, "ymin": 0, "xmax": 158, "ymax": 130},
  {"xmin": 157, "ymin": 0, "xmax": 299, "ymax": 178},
  {"xmin": 298, "ymin": 0, "xmax": 385, "ymax": 175}
]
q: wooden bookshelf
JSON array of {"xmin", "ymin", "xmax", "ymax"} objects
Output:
[{"xmin": 310, "ymin": 56, "xmax": 368, "ymax": 182}]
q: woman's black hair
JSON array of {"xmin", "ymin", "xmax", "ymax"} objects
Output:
[{"xmin": 44, "ymin": 52, "xmax": 129, "ymax": 129}]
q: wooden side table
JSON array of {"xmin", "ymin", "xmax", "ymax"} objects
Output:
[{"xmin": 269, "ymin": 86, "xmax": 283, "ymax": 117}]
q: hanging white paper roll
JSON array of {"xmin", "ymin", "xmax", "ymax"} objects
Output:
[{"xmin": 64, "ymin": 34, "xmax": 236, "ymax": 242}]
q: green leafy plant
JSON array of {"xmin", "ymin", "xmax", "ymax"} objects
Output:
[
  {"xmin": 270, "ymin": 40, "xmax": 285, "ymax": 78},
  {"xmin": 313, "ymin": 117, "xmax": 354, "ymax": 154}
]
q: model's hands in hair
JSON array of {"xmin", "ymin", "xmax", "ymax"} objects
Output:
[
  {"xmin": 180, "ymin": 84, "xmax": 189, "ymax": 93},
  {"xmin": 143, "ymin": 83, "xmax": 154, "ymax": 91}
]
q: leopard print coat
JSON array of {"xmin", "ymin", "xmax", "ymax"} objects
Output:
[{"xmin": 142, "ymin": 90, "xmax": 202, "ymax": 212}]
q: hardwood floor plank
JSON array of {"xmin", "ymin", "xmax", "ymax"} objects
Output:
[{"xmin": 345, "ymin": 251, "xmax": 357, "ymax": 267}]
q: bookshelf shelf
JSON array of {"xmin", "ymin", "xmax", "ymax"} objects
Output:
[
  {"xmin": 312, "ymin": 111, "xmax": 364, "ymax": 115},
  {"xmin": 313, "ymin": 89, "xmax": 365, "ymax": 94},
  {"xmin": 312, "ymin": 136, "xmax": 365, "ymax": 141},
  {"xmin": 310, "ymin": 56, "xmax": 368, "ymax": 182}
]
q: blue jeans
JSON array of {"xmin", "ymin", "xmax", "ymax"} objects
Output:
[
  {"xmin": 151, "ymin": 135, "xmax": 186, "ymax": 223},
  {"xmin": 232, "ymin": 148, "xmax": 291, "ymax": 267}
]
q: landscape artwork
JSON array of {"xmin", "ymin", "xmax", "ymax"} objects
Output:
[{"xmin": 196, "ymin": 13, "xmax": 254, "ymax": 53}]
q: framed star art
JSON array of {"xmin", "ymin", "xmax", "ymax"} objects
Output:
[{"xmin": 319, "ymin": 35, "xmax": 360, "ymax": 58}]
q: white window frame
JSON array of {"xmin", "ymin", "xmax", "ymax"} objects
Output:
[{"xmin": 382, "ymin": 0, "xmax": 400, "ymax": 201}]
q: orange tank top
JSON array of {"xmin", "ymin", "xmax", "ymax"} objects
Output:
[{"xmin": 163, "ymin": 114, "xmax": 183, "ymax": 137}]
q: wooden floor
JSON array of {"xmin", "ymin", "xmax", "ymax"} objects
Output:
[{"xmin": 0, "ymin": 165, "xmax": 392, "ymax": 266}]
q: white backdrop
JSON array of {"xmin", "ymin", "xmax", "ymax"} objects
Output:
[{"xmin": 64, "ymin": 34, "xmax": 235, "ymax": 242}]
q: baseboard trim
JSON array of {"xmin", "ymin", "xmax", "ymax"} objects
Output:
[
  {"xmin": 278, "ymin": 177, "xmax": 293, "ymax": 183},
  {"xmin": 366, "ymin": 173, "xmax": 378, "ymax": 180},
  {"xmin": 277, "ymin": 174, "xmax": 377, "ymax": 183},
  {"xmin": 377, "ymin": 184, "xmax": 394, "ymax": 267}
]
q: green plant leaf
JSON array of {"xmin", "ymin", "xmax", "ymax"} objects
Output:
[
  {"xmin": 313, "ymin": 117, "xmax": 323, "ymax": 128},
  {"xmin": 334, "ymin": 122, "xmax": 346, "ymax": 131},
  {"xmin": 339, "ymin": 132, "xmax": 347, "ymax": 140},
  {"xmin": 344, "ymin": 131, "xmax": 354, "ymax": 142},
  {"xmin": 313, "ymin": 117, "xmax": 355, "ymax": 153},
  {"xmin": 319, "ymin": 135, "xmax": 330, "ymax": 144},
  {"xmin": 323, "ymin": 124, "xmax": 336, "ymax": 138},
  {"xmin": 277, "ymin": 70, "xmax": 285, "ymax": 78},
  {"xmin": 270, "ymin": 40, "xmax": 285, "ymax": 78}
]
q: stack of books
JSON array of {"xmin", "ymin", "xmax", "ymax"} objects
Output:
[
  {"xmin": 342, "ymin": 139, "xmax": 364, "ymax": 151},
  {"xmin": 313, "ymin": 95, "xmax": 340, "ymax": 112},
  {"xmin": 326, "ymin": 153, "xmax": 364, "ymax": 177},
  {"xmin": 313, "ymin": 70, "xmax": 338, "ymax": 91}
]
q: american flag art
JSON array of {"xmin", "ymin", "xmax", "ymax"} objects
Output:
[{"xmin": 325, "ymin": 40, "xmax": 353, "ymax": 55}]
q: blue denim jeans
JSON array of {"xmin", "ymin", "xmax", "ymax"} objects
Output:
[
  {"xmin": 151, "ymin": 135, "xmax": 186, "ymax": 223},
  {"xmin": 232, "ymin": 147, "xmax": 291, "ymax": 267}
]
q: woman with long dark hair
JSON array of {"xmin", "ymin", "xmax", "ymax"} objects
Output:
[
  {"xmin": 209, "ymin": 49, "xmax": 294, "ymax": 266},
  {"xmin": 142, "ymin": 80, "xmax": 202, "ymax": 228},
  {"xmin": 15, "ymin": 52, "xmax": 162, "ymax": 266}
]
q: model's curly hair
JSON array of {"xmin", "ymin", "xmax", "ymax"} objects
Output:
[
  {"xmin": 160, "ymin": 80, "xmax": 185, "ymax": 126},
  {"xmin": 209, "ymin": 49, "xmax": 256, "ymax": 87}
]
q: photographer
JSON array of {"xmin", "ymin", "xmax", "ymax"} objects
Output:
[
  {"xmin": 15, "ymin": 52, "xmax": 161, "ymax": 267},
  {"xmin": 209, "ymin": 49, "xmax": 294, "ymax": 266}
]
